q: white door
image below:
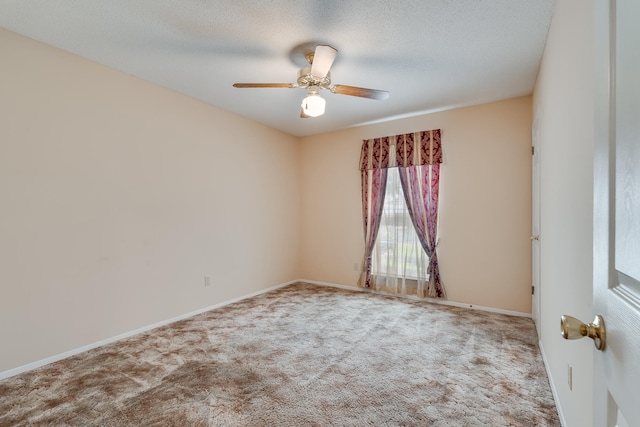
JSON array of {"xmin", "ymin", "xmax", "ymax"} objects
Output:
[
  {"xmin": 531, "ymin": 106, "xmax": 541, "ymax": 337},
  {"xmin": 593, "ymin": 0, "xmax": 640, "ymax": 425}
]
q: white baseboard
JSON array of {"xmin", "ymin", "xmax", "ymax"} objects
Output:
[
  {"xmin": 539, "ymin": 340, "xmax": 566, "ymax": 427},
  {"xmin": 301, "ymin": 279, "xmax": 532, "ymax": 318},
  {"xmin": 299, "ymin": 279, "xmax": 360, "ymax": 292},
  {"xmin": 0, "ymin": 279, "xmax": 297, "ymax": 381}
]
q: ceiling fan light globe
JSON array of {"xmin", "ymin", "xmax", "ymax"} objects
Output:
[{"xmin": 301, "ymin": 94, "xmax": 326, "ymax": 117}]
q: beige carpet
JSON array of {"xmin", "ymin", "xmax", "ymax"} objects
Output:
[{"xmin": 0, "ymin": 283, "xmax": 560, "ymax": 426}]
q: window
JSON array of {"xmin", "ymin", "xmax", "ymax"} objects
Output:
[
  {"xmin": 371, "ymin": 167, "xmax": 429, "ymax": 284},
  {"xmin": 358, "ymin": 129, "xmax": 444, "ymax": 298}
]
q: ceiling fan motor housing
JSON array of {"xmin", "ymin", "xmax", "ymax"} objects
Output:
[{"xmin": 297, "ymin": 67, "xmax": 331, "ymax": 89}]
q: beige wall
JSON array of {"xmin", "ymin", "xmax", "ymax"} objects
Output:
[
  {"xmin": 0, "ymin": 29, "xmax": 300, "ymax": 373},
  {"xmin": 299, "ymin": 96, "xmax": 533, "ymax": 313},
  {"xmin": 533, "ymin": 1, "xmax": 595, "ymax": 426}
]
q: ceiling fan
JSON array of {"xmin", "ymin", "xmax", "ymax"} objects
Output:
[{"xmin": 233, "ymin": 45, "xmax": 389, "ymax": 118}]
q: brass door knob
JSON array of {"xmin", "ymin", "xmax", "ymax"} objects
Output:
[{"xmin": 560, "ymin": 314, "xmax": 606, "ymax": 351}]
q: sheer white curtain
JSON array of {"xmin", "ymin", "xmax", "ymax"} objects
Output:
[{"xmin": 371, "ymin": 151, "xmax": 430, "ymax": 296}]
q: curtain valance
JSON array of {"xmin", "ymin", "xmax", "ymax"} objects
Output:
[{"xmin": 359, "ymin": 129, "xmax": 442, "ymax": 171}]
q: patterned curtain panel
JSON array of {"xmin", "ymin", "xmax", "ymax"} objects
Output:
[
  {"xmin": 357, "ymin": 167, "xmax": 388, "ymax": 289},
  {"xmin": 358, "ymin": 129, "xmax": 444, "ymax": 297},
  {"xmin": 398, "ymin": 163, "xmax": 444, "ymax": 297}
]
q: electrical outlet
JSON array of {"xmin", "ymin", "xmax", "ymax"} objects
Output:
[
  {"xmin": 204, "ymin": 276, "xmax": 211, "ymax": 287},
  {"xmin": 567, "ymin": 365, "xmax": 572, "ymax": 391}
]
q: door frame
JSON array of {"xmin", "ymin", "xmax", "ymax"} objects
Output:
[{"xmin": 531, "ymin": 105, "xmax": 541, "ymax": 337}]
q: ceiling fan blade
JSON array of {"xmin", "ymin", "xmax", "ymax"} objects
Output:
[
  {"xmin": 332, "ymin": 85, "xmax": 390, "ymax": 100},
  {"xmin": 310, "ymin": 45, "xmax": 338, "ymax": 79},
  {"xmin": 233, "ymin": 83, "xmax": 297, "ymax": 88}
]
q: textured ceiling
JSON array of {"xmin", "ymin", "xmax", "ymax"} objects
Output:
[{"xmin": 0, "ymin": 1, "xmax": 556, "ymax": 137}]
